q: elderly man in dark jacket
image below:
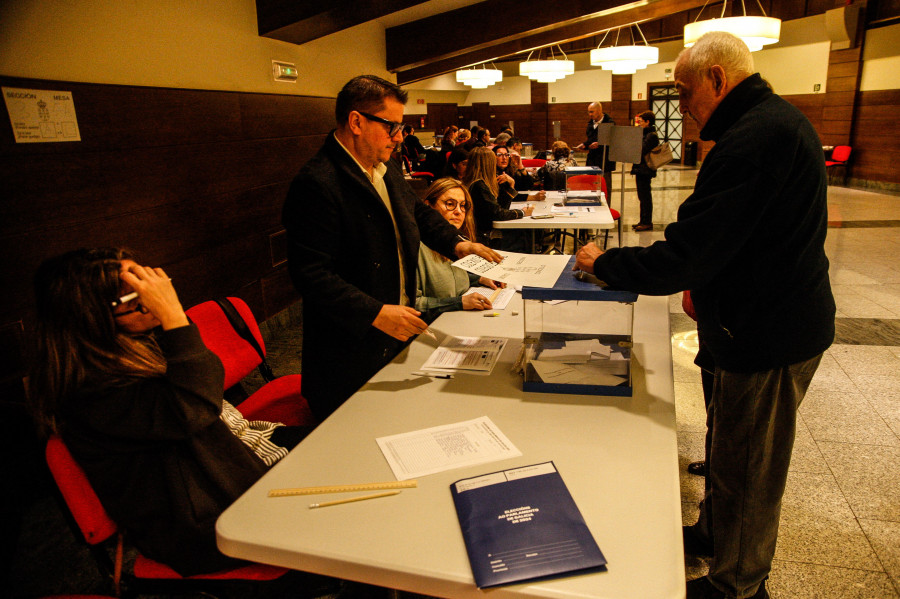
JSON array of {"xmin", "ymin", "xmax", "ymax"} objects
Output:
[
  {"xmin": 283, "ymin": 75, "xmax": 499, "ymax": 420},
  {"xmin": 576, "ymin": 33, "xmax": 834, "ymax": 599}
]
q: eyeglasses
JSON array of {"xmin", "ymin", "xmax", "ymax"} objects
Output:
[
  {"xmin": 440, "ymin": 199, "xmax": 470, "ymax": 212},
  {"xmin": 358, "ymin": 112, "xmax": 404, "ymax": 137},
  {"xmin": 114, "ymin": 304, "xmax": 149, "ymax": 318},
  {"xmin": 495, "ymin": 152, "xmax": 510, "ymax": 159}
]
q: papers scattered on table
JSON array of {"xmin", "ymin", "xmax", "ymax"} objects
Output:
[
  {"xmin": 463, "ymin": 286, "xmax": 516, "ymax": 310},
  {"xmin": 530, "ymin": 339, "xmax": 628, "ymax": 386},
  {"xmin": 452, "ymin": 251, "xmax": 569, "ymax": 288},
  {"xmin": 420, "ymin": 336, "xmax": 507, "ymax": 375},
  {"xmin": 551, "ymin": 205, "xmax": 597, "ymax": 214},
  {"xmin": 376, "ymin": 416, "xmax": 522, "ymax": 480}
]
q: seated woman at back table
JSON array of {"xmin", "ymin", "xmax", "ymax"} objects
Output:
[
  {"xmin": 444, "ymin": 146, "xmax": 469, "ymax": 179},
  {"xmin": 416, "ymin": 178, "xmax": 504, "ymax": 321},
  {"xmin": 27, "ymin": 248, "xmax": 315, "ymax": 578},
  {"xmin": 538, "ymin": 140, "xmax": 578, "ymax": 190},
  {"xmin": 463, "ymin": 147, "xmax": 534, "ymax": 250}
]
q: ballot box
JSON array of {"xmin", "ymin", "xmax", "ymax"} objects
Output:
[
  {"xmin": 520, "ymin": 257, "xmax": 637, "ymax": 396},
  {"xmin": 563, "ymin": 166, "xmax": 605, "ymax": 206}
]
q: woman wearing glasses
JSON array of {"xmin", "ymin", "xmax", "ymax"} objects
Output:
[
  {"xmin": 416, "ymin": 178, "xmax": 503, "ymax": 319},
  {"xmin": 27, "ymin": 248, "xmax": 317, "ymax": 578},
  {"xmin": 463, "ymin": 147, "xmax": 533, "ymax": 250}
]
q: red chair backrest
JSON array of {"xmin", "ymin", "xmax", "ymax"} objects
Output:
[
  {"xmin": 185, "ymin": 298, "xmax": 265, "ymax": 389},
  {"xmin": 46, "ymin": 435, "xmax": 118, "ymax": 545},
  {"xmin": 831, "ymin": 145, "xmax": 851, "ymax": 162},
  {"xmin": 521, "ymin": 158, "xmax": 547, "ymax": 168},
  {"xmin": 567, "ymin": 174, "xmax": 605, "ymax": 193}
]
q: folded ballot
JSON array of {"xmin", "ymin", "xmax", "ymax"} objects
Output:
[{"xmin": 451, "ymin": 462, "xmax": 607, "ymax": 588}]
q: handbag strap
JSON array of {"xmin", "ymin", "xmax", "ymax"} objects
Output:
[{"xmin": 213, "ymin": 297, "xmax": 276, "ymax": 382}]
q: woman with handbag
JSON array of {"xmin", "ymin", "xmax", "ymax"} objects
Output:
[{"xmin": 632, "ymin": 111, "xmax": 660, "ymax": 232}]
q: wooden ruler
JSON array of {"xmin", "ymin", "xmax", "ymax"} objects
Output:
[{"xmin": 268, "ymin": 480, "xmax": 417, "ymax": 498}]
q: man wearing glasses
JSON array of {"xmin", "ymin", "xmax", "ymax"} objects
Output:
[{"xmin": 283, "ymin": 75, "xmax": 501, "ymax": 420}]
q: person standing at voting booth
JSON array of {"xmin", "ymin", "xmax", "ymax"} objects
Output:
[
  {"xmin": 575, "ymin": 32, "xmax": 834, "ymax": 599},
  {"xmin": 283, "ymin": 75, "xmax": 500, "ymax": 420},
  {"xmin": 631, "ymin": 110, "xmax": 660, "ymax": 232},
  {"xmin": 576, "ymin": 101, "xmax": 615, "ymax": 199}
]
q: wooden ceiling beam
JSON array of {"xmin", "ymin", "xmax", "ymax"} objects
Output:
[
  {"xmin": 257, "ymin": 0, "xmax": 431, "ymax": 45},
  {"xmin": 394, "ymin": 0, "xmax": 708, "ymax": 84}
]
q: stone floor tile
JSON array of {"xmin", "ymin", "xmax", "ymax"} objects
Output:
[
  {"xmin": 776, "ymin": 471, "xmax": 881, "ymax": 570},
  {"xmin": 768, "ymin": 560, "xmax": 898, "ymax": 599},
  {"xmin": 819, "ymin": 442, "xmax": 900, "ymax": 521},
  {"xmin": 800, "ymin": 390, "xmax": 900, "ymax": 446},
  {"xmin": 858, "ymin": 518, "xmax": 900, "ymax": 594}
]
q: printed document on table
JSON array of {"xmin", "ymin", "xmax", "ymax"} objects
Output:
[
  {"xmin": 421, "ymin": 336, "xmax": 507, "ymax": 375},
  {"xmin": 376, "ymin": 416, "xmax": 522, "ymax": 480},
  {"xmin": 463, "ymin": 286, "xmax": 516, "ymax": 309},
  {"xmin": 452, "ymin": 251, "xmax": 568, "ymax": 288}
]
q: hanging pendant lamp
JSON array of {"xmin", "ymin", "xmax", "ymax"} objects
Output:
[
  {"xmin": 590, "ymin": 24, "xmax": 659, "ymax": 75},
  {"xmin": 519, "ymin": 46, "xmax": 575, "ymax": 83},
  {"xmin": 684, "ymin": 0, "xmax": 780, "ymax": 52},
  {"xmin": 455, "ymin": 63, "xmax": 503, "ymax": 89}
]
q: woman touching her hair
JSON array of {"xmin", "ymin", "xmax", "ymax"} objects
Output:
[{"xmin": 28, "ymin": 248, "xmax": 296, "ymax": 576}]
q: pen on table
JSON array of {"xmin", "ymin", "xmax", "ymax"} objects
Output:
[
  {"xmin": 412, "ymin": 371, "xmax": 453, "ymax": 379},
  {"xmin": 483, "ymin": 312, "xmax": 500, "ymax": 317},
  {"xmin": 309, "ymin": 490, "xmax": 400, "ymax": 509}
]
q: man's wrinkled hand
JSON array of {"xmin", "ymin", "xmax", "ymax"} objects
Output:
[{"xmin": 574, "ymin": 243, "xmax": 603, "ymax": 273}]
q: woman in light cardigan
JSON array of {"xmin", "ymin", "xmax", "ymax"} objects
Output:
[{"xmin": 416, "ymin": 178, "xmax": 503, "ymax": 321}]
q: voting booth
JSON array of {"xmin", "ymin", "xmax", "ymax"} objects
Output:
[{"xmin": 521, "ymin": 257, "xmax": 637, "ymax": 396}]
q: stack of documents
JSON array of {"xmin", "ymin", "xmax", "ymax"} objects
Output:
[
  {"xmin": 531, "ymin": 339, "xmax": 628, "ymax": 386},
  {"xmin": 420, "ymin": 336, "xmax": 507, "ymax": 376}
]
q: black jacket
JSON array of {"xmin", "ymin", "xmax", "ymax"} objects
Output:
[
  {"xmin": 62, "ymin": 325, "xmax": 266, "ymax": 576},
  {"xmin": 283, "ymin": 132, "xmax": 461, "ymax": 418},
  {"xmin": 592, "ymin": 74, "xmax": 835, "ymax": 372},
  {"xmin": 631, "ymin": 125, "xmax": 660, "ymax": 178},
  {"xmin": 584, "ymin": 113, "xmax": 616, "ymax": 172}
]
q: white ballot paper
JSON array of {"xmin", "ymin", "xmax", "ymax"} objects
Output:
[
  {"xmin": 421, "ymin": 336, "xmax": 507, "ymax": 375},
  {"xmin": 376, "ymin": 416, "xmax": 522, "ymax": 480},
  {"xmin": 463, "ymin": 286, "xmax": 516, "ymax": 309},
  {"xmin": 452, "ymin": 251, "xmax": 569, "ymax": 288}
]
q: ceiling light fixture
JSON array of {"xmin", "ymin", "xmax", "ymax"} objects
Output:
[
  {"xmin": 455, "ymin": 63, "xmax": 503, "ymax": 89},
  {"xmin": 519, "ymin": 46, "xmax": 575, "ymax": 83},
  {"xmin": 684, "ymin": 0, "xmax": 781, "ymax": 52},
  {"xmin": 590, "ymin": 24, "xmax": 659, "ymax": 75}
]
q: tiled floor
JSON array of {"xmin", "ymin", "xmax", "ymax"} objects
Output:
[
  {"xmin": 624, "ymin": 167, "xmax": 900, "ymax": 599},
  {"xmin": 11, "ymin": 169, "xmax": 900, "ymax": 599}
]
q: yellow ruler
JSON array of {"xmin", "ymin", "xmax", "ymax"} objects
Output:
[{"xmin": 268, "ymin": 480, "xmax": 417, "ymax": 498}]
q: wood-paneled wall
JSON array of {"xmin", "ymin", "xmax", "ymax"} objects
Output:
[{"xmin": 0, "ymin": 76, "xmax": 335, "ymax": 401}]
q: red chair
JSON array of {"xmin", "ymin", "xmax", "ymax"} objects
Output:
[
  {"xmin": 401, "ymin": 155, "xmax": 434, "ymax": 183},
  {"xmin": 521, "ymin": 158, "xmax": 547, "ymax": 168},
  {"xmin": 45, "ymin": 435, "xmax": 288, "ymax": 597},
  {"xmin": 185, "ymin": 297, "xmax": 316, "ymax": 427},
  {"xmin": 825, "ymin": 145, "xmax": 851, "ymax": 185}
]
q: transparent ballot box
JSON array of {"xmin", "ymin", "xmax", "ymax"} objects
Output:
[
  {"xmin": 521, "ymin": 258, "xmax": 637, "ymax": 396},
  {"xmin": 563, "ymin": 166, "xmax": 605, "ymax": 206}
]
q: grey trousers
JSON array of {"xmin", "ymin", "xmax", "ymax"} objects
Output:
[{"xmin": 695, "ymin": 353, "xmax": 823, "ymax": 598}]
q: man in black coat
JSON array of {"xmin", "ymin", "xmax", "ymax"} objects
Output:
[
  {"xmin": 575, "ymin": 33, "xmax": 834, "ymax": 599},
  {"xmin": 283, "ymin": 75, "xmax": 500, "ymax": 420},
  {"xmin": 576, "ymin": 101, "xmax": 615, "ymax": 197}
]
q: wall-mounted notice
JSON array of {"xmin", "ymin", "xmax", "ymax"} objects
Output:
[{"xmin": 3, "ymin": 87, "xmax": 81, "ymax": 143}]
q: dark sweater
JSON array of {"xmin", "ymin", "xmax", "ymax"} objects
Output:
[
  {"xmin": 61, "ymin": 325, "xmax": 267, "ymax": 576},
  {"xmin": 592, "ymin": 74, "xmax": 835, "ymax": 372}
]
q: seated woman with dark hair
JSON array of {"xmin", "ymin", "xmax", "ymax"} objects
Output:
[
  {"xmin": 443, "ymin": 146, "xmax": 469, "ymax": 179},
  {"xmin": 538, "ymin": 140, "xmax": 578, "ymax": 190},
  {"xmin": 463, "ymin": 147, "xmax": 533, "ymax": 251},
  {"xmin": 416, "ymin": 178, "xmax": 503, "ymax": 320},
  {"xmin": 494, "ymin": 145, "xmax": 540, "ymax": 194},
  {"xmin": 27, "ymin": 248, "xmax": 313, "ymax": 578}
]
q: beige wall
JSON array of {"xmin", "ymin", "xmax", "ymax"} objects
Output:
[
  {"xmin": 861, "ymin": 23, "xmax": 900, "ymax": 91},
  {"xmin": 0, "ymin": 0, "xmax": 391, "ymax": 97}
]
